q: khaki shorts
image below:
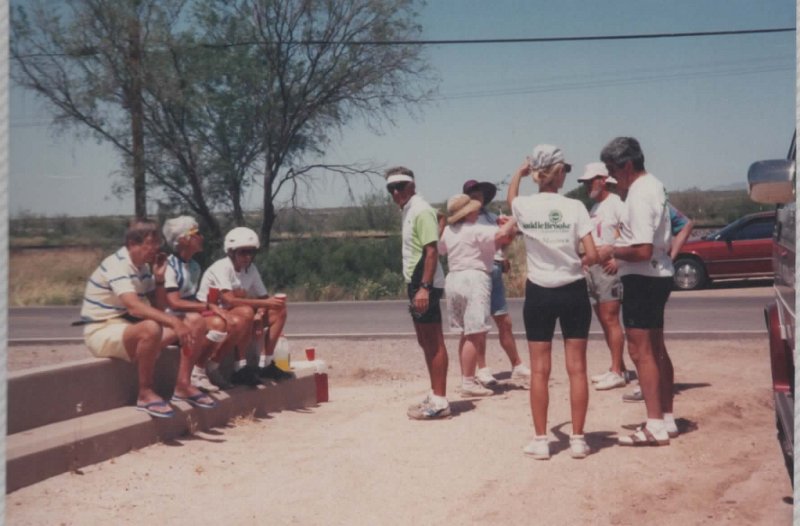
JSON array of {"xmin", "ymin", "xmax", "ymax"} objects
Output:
[
  {"xmin": 585, "ymin": 264, "xmax": 623, "ymax": 306},
  {"xmin": 84, "ymin": 318, "xmax": 134, "ymax": 362}
]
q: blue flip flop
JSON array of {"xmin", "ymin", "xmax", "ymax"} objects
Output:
[
  {"xmin": 171, "ymin": 393, "xmax": 217, "ymax": 410},
  {"xmin": 136, "ymin": 400, "xmax": 175, "ymax": 418}
]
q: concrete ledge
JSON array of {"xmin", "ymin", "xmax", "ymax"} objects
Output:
[{"xmin": 7, "ymin": 369, "xmax": 319, "ymax": 493}]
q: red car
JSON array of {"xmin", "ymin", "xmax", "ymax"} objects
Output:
[{"xmin": 672, "ymin": 211, "xmax": 776, "ymax": 290}]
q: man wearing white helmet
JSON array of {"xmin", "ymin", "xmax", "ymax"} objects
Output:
[
  {"xmin": 577, "ymin": 163, "xmax": 633, "ymax": 392},
  {"xmin": 197, "ymin": 226, "xmax": 291, "ymax": 385}
]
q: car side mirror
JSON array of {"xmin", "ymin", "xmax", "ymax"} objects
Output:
[{"xmin": 748, "ymin": 159, "xmax": 795, "ymax": 204}]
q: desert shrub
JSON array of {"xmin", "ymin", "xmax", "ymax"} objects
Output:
[{"xmin": 259, "ymin": 235, "xmax": 403, "ymax": 299}]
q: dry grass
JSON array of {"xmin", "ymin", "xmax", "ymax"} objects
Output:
[
  {"xmin": 9, "ymin": 248, "xmax": 105, "ymax": 306},
  {"xmin": 503, "ymin": 237, "xmax": 527, "ymax": 298}
]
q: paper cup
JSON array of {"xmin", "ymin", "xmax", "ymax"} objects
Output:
[
  {"xmin": 305, "ymin": 347, "xmax": 316, "ymax": 361},
  {"xmin": 208, "ymin": 287, "xmax": 220, "ymax": 305}
]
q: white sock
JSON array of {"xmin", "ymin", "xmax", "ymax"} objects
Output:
[
  {"xmin": 259, "ymin": 355, "xmax": 274, "ymax": 368},
  {"xmin": 534, "ymin": 435, "xmax": 548, "ymax": 441},
  {"xmin": 663, "ymin": 413, "xmax": 677, "ymax": 429},
  {"xmin": 234, "ymin": 359, "xmax": 247, "ymax": 371},
  {"xmin": 462, "ymin": 376, "xmax": 477, "ymax": 388},
  {"xmin": 646, "ymin": 418, "xmax": 668, "ymax": 438},
  {"xmin": 430, "ymin": 394, "xmax": 448, "ymax": 408},
  {"xmin": 192, "ymin": 365, "xmax": 205, "ymax": 376}
]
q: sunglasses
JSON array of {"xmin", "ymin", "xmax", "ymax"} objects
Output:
[
  {"xmin": 236, "ymin": 248, "xmax": 258, "ymax": 257},
  {"xmin": 386, "ymin": 181, "xmax": 409, "ymax": 194}
]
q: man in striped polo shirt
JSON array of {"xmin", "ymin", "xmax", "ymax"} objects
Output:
[{"xmin": 80, "ymin": 220, "xmax": 196, "ymax": 418}]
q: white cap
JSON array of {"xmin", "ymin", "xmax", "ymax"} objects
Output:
[{"xmin": 578, "ymin": 162, "xmax": 609, "ymax": 182}]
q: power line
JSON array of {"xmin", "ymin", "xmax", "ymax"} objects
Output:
[{"xmin": 13, "ymin": 27, "xmax": 796, "ymax": 58}]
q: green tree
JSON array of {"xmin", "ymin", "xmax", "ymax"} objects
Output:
[{"xmin": 12, "ymin": 0, "xmax": 435, "ymax": 250}]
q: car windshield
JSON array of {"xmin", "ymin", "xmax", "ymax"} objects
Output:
[{"xmin": 703, "ymin": 214, "xmax": 774, "ymax": 240}]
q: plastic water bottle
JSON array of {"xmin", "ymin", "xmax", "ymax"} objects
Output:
[{"xmin": 274, "ymin": 334, "xmax": 291, "ymax": 372}]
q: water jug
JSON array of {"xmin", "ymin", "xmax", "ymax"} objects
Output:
[{"xmin": 274, "ymin": 334, "xmax": 291, "ymax": 371}]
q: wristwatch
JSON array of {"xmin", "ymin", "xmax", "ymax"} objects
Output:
[{"xmin": 420, "ymin": 281, "xmax": 433, "ymax": 290}]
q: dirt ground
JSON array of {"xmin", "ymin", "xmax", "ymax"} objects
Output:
[{"xmin": 5, "ymin": 336, "xmax": 794, "ymax": 525}]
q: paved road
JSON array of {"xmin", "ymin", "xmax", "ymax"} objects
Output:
[{"xmin": 8, "ymin": 285, "xmax": 773, "ymax": 341}]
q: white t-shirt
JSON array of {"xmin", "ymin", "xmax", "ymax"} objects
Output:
[
  {"xmin": 616, "ymin": 173, "xmax": 674, "ymax": 278},
  {"xmin": 512, "ymin": 192, "xmax": 593, "ymax": 287},
  {"xmin": 439, "ymin": 222, "xmax": 498, "ymax": 273},
  {"xmin": 196, "ymin": 257, "xmax": 268, "ymax": 304},
  {"xmin": 589, "ymin": 193, "xmax": 624, "ymax": 245},
  {"xmin": 164, "ymin": 254, "xmax": 202, "ymax": 300}
]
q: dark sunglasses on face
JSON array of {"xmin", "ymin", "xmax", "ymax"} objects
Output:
[
  {"xmin": 386, "ymin": 181, "xmax": 409, "ymax": 194},
  {"xmin": 236, "ymin": 248, "xmax": 258, "ymax": 257}
]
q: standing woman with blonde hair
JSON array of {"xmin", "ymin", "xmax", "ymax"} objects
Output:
[{"xmin": 507, "ymin": 144, "xmax": 598, "ymax": 460}]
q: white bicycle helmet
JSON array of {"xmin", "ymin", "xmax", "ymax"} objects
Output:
[{"xmin": 224, "ymin": 226, "xmax": 260, "ymax": 252}]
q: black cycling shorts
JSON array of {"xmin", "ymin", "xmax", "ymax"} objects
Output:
[
  {"xmin": 523, "ymin": 279, "xmax": 591, "ymax": 342},
  {"xmin": 620, "ymin": 275, "xmax": 672, "ymax": 329}
]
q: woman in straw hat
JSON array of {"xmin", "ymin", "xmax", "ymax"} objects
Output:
[
  {"xmin": 507, "ymin": 144, "xmax": 598, "ymax": 460},
  {"xmin": 438, "ymin": 193, "xmax": 517, "ymax": 398}
]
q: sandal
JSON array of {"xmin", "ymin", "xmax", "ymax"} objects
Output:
[
  {"xmin": 618, "ymin": 426, "xmax": 669, "ymax": 446},
  {"xmin": 624, "ymin": 421, "xmax": 680, "ymax": 439}
]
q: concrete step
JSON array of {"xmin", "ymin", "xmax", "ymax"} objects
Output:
[{"xmin": 7, "ymin": 365, "xmax": 322, "ymax": 493}]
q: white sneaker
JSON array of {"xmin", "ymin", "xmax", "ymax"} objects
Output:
[
  {"xmin": 475, "ymin": 367, "xmax": 498, "ymax": 387},
  {"xmin": 460, "ymin": 382, "xmax": 494, "ymax": 398},
  {"xmin": 191, "ymin": 371, "xmax": 220, "ymax": 392},
  {"xmin": 595, "ymin": 372, "xmax": 626, "ymax": 391},
  {"xmin": 569, "ymin": 435, "xmax": 590, "ymax": 459},
  {"xmin": 591, "ymin": 370, "xmax": 612, "ymax": 383},
  {"xmin": 511, "ymin": 363, "xmax": 531, "ymax": 380},
  {"xmin": 523, "ymin": 437, "xmax": 550, "ymax": 460}
]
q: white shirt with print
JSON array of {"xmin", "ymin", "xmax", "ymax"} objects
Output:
[
  {"xmin": 589, "ymin": 193, "xmax": 624, "ymax": 245},
  {"xmin": 616, "ymin": 173, "xmax": 674, "ymax": 278},
  {"xmin": 164, "ymin": 254, "xmax": 202, "ymax": 300},
  {"xmin": 512, "ymin": 192, "xmax": 593, "ymax": 288}
]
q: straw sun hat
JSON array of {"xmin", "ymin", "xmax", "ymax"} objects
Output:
[{"xmin": 446, "ymin": 194, "xmax": 482, "ymax": 225}]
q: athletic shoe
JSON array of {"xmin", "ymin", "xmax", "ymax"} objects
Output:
[
  {"xmin": 206, "ymin": 368, "xmax": 233, "ymax": 390},
  {"xmin": 623, "ymin": 369, "xmax": 638, "ymax": 383},
  {"xmin": 591, "ymin": 370, "xmax": 612, "ymax": 383},
  {"xmin": 595, "ymin": 371, "xmax": 626, "ymax": 391},
  {"xmin": 475, "ymin": 367, "xmax": 498, "ymax": 387},
  {"xmin": 569, "ymin": 435, "xmax": 590, "ymax": 459},
  {"xmin": 191, "ymin": 370, "xmax": 220, "ymax": 393},
  {"xmin": 230, "ymin": 365, "xmax": 261, "ymax": 386},
  {"xmin": 511, "ymin": 363, "xmax": 531, "ymax": 380},
  {"xmin": 523, "ymin": 437, "xmax": 550, "ymax": 460},
  {"xmin": 622, "ymin": 387, "xmax": 643, "ymax": 403},
  {"xmin": 460, "ymin": 382, "xmax": 494, "ymax": 398},
  {"xmin": 258, "ymin": 362, "xmax": 293, "ymax": 381},
  {"xmin": 407, "ymin": 394, "xmax": 431, "ymax": 412},
  {"xmin": 407, "ymin": 400, "xmax": 451, "ymax": 420}
]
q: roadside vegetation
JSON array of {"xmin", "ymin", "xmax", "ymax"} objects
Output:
[{"xmin": 9, "ymin": 188, "xmax": 773, "ymax": 306}]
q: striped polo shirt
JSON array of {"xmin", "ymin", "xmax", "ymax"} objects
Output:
[{"xmin": 80, "ymin": 247, "xmax": 155, "ymax": 322}]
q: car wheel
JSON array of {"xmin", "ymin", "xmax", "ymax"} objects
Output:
[{"xmin": 673, "ymin": 258, "xmax": 707, "ymax": 290}]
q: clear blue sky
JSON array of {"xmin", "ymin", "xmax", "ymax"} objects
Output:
[{"xmin": 9, "ymin": 0, "xmax": 796, "ymax": 217}]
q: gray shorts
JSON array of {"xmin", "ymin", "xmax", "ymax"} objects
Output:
[{"xmin": 585, "ymin": 264, "xmax": 623, "ymax": 306}]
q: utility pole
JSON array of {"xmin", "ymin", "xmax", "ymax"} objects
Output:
[{"xmin": 128, "ymin": 11, "xmax": 146, "ymax": 219}]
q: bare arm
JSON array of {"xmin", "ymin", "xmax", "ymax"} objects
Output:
[
  {"xmin": 119, "ymin": 291, "xmax": 193, "ymax": 347},
  {"xmin": 494, "ymin": 217, "xmax": 517, "ymax": 248},
  {"xmin": 580, "ymin": 233, "xmax": 598, "ymax": 267},
  {"xmin": 670, "ymin": 219, "xmax": 695, "ymax": 260},
  {"xmin": 507, "ymin": 160, "xmax": 531, "ymax": 207},
  {"xmin": 221, "ymin": 290, "xmax": 286, "ymax": 311}
]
